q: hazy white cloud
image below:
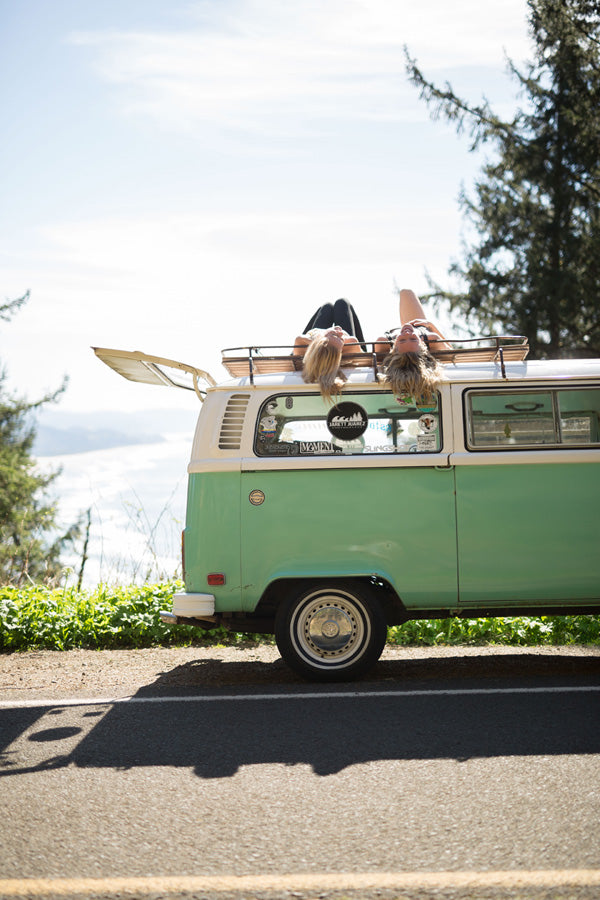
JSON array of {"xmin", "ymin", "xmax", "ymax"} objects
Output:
[{"xmin": 71, "ymin": 0, "xmax": 530, "ymax": 135}]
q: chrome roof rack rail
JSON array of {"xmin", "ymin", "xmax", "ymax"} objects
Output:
[{"xmin": 221, "ymin": 336, "xmax": 529, "ymax": 379}]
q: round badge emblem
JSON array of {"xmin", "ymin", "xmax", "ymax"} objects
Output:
[
  {"xmin": 326, "ymin": 402, "xmax": 368, "ymax": 441},
  {"xmin": 418, "ymin": 413, "xmax": 437, "ymax": 433},
  {"xmin": 249, "ymin": 490, "xmax": 265, "ymax": 506}
]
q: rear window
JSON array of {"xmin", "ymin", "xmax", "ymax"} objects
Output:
[
  {"xmin": 255, "ymin": 391, "xmax": 441, "ymax": 456},
  {"xmin": 466, "ymin": 387, "xmax": 600, "ymax": 449}
]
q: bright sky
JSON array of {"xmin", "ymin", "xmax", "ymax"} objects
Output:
[{"xmin": 1, "ymin": 0, "xmax": 531, "ymax": 412}]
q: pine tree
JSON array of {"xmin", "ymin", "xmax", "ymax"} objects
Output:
[
  {"xmin": 406, "ymin": 0, "xmax": 600, "ymax": 358},
  {"xmin": 0, "ymin": 293, "xmax": 79, "ymax": 584}
]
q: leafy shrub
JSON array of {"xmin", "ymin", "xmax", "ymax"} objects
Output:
[
  {"xmin": 0, "ymin": 582, "xmax": 264, "ymax": 651},
  {"xmin": 387, "ymin": 615, "xmax": 600, "ymax": 646}
]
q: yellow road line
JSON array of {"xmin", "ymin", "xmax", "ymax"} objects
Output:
[{"xmin": 1, "ymin": 870, "xmax": 600, "ymax": 896}]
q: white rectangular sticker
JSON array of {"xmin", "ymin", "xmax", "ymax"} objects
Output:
[{"xmin": 416, "ymin": 433, "xmax": 437, "ymax": 451}]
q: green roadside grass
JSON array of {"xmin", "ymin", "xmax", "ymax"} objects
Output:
[{"xmin": 1, "ymin": 582, "xmax": 599, "ymax": 652}]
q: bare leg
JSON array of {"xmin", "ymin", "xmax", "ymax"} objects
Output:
[
  {"xmin": 399, "ymin": 289, "xmax": 427, "ymax": 324},
  {"xmin": 398, "ymin": 288, "xmax": 450, "ymax": 349}
]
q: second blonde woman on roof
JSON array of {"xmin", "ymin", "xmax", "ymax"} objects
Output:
[{"xmin": 375, "ymin": 289, "xmax": 451, "ymax": 404}]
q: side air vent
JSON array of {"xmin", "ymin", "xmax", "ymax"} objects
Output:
[{"xmin": 218, "ymin": 393, "xmax": 251, "ymax": 450}]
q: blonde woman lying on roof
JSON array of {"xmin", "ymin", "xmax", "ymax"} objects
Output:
[
  {"xmin": 293, "ymin": 298, "xmax": 365, "ymax": 401},
  {"xmin": 374, "ymin": 289, "xmax": 451, "ymax": 404}
]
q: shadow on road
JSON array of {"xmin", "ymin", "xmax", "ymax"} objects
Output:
[
  {"xmin": 2, "ymin": 652, "xmax": 599, "ymax": 778},
  {"xmin": 132, "ymin": 649, "xmax": 600, "ymax": 690}
]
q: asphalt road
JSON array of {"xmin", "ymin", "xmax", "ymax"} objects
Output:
[{"xmin": 1, "ymin": 649, "xmax": 599, "ymax": 900}]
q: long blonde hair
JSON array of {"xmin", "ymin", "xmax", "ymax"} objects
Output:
[
  {"xmin": 379, "ymin": 348, "xmax": 444, "ymax": 404},
  {"xmin": 301, "ymin": 336, "xmax": 346, "ymax": 401}
]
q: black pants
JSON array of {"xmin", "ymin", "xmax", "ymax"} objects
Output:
[{"xmin": 302, "ymin": 299, "xmax": 366, "ymax": 348}]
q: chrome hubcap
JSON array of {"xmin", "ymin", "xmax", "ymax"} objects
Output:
[{"xmin": 292, "ymin": 591, "xmax": 370, "ymax": 664}]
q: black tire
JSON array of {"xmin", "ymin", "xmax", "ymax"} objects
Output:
[{"xmin": 275, "ymin": 582, "xmax": 387, "ymax": 682}]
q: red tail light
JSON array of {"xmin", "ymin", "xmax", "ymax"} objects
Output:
[{"xmin": 207, "ymin": 573, "xmax": 225, "ymax": 586}]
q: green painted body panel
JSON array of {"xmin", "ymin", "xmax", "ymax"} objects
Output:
[
  {"xmin": 455, "ymin": 462, "xmax": 600, "ymax": 605},
  {"xmin": 184, "ymin": 460, "xmax": 599, "ymax": 615},
  {"xmin": 240, "ymin": 467, "xmax": 458, "ymax": 611},
  {"xmin": 184, "ymin": 472, "xmax": 242, "ymax": 611}
]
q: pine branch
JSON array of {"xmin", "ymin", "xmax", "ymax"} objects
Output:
[
  {"xmin": 0, "ymin": 291, "xmax": 30, "ymax": 323},
  {"xmin": 403, "ymin": 47, "xmax": 521, "ymax": 150}
]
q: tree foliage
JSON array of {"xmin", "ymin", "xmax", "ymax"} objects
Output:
[
  {"xmin": 0, "ymin": 293, "xmax": 79, "ymax": 585},
  {"xmin": 406, "ymin": 0, "xmax": 600, "ymax": 358}
]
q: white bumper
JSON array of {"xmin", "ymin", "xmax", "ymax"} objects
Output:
[{"xmin": 171, "ymin": 592, "xmax": 215, "ymax": 617}]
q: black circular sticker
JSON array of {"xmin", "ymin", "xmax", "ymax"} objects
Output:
[{"xmin": 326, "ymin": 402, "xmax": 368, "ymax": 441}]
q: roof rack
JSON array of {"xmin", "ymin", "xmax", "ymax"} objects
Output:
[{"xmin": 221, "ymin": 335, "xmax": 529, "ymax": 382}]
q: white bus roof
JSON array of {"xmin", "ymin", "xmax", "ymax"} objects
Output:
[{"xmin": 214, "ymin": 357, "xmax": 600, "ymax": 391}]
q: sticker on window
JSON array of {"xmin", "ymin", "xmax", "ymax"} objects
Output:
[
  {"xmin": 326, "ymin": 402, "xmax": 368, "ymax": 441},
  {"xmin": 417, "ymin": 433, "xmax": 437, "ymax": 451},
  {"xmin": 258, "ymin": 415, "xmax": 278, "ymax": 437},
  {"xmin": 395, "ymin": 395, "xmax": 436, "ymax": 413},
  {"xmin": 299, "ymin": 441, "xmax": 338, "ymax": 454},
  {"xmin": 418, "ymin": 414, "xmax": 438, "ymax": 433}
]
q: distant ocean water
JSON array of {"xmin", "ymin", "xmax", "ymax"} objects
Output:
[{"xmin": 38, "ymin": 434, "xmax": 192, "ymax": 588}]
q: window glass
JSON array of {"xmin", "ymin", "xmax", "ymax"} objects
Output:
[
  {"xmin": 558, "ymin": 389, "xmax": 600, "ymax": 444},
  {"xmin": 468, "ymin": 391, "xmax": 555, "ymax": 447},
  {"xmin": 467, "ymin": 388, "xmax": 600, "ymax": 449},
  {"xmin": 255, "ymin": 391, "xmax": 441, "ymax": 456}
]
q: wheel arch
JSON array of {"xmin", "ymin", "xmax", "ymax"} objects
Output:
[{"xmin": 255, "ymin": 575, "xmax": 408, "ymax": 626}]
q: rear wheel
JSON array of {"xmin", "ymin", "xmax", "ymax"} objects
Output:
[{"xmin": 275, "ymin": 583, "xmax": 387, "ymax": 682}]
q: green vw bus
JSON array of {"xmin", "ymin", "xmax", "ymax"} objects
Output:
[{"xmin": 95, "ymin": 338, "xmax": 600, "ymax": 681}]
